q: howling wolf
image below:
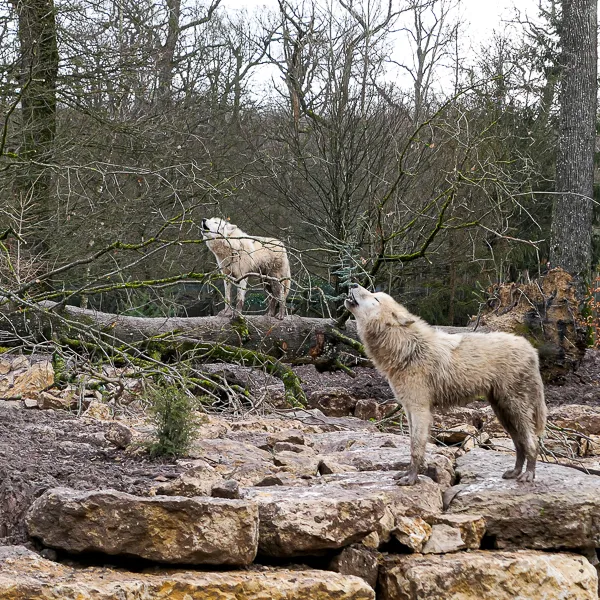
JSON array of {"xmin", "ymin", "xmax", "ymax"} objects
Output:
[
  {"xmin": 345, "ymin": 283, "xmax": 546, "ymax": 485},
  {"xmin": 201, "ymin": 217, "xmax": 291, "ymax": 319}
]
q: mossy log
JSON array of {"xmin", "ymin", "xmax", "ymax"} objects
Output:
[{"xmin": 0, "ymin": 301, "xmax": 371, "ymax": 369}]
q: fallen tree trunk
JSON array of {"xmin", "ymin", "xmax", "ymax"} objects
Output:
[{"xmin": 0, "ymin": 300, "xmax": 470, "ymax": 370}]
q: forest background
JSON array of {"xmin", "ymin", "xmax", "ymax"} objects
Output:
[{"xmin": 0, "ymin": 0, "xmax": 596, "ymax": 327}]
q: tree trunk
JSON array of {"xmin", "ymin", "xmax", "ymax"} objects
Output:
[
  {"xmin": 14, "ymin": 0, "xmax": 59, "ymax": 253},
  {"xmin": 157, "ymin": 0, "xmax": 181, "ymax": 105},
  {"xmin": 549, "ymin": 0, "xmax": 598, "ymax": 281}
]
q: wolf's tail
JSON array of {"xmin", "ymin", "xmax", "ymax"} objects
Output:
[{"xmin": 534, "ymin": 386, "xmax": 547, "ymax": 437}]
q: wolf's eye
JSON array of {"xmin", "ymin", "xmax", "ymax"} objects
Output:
[{"xmin": 374, "ymin": 297, "xmax": 380, "ymax": 303}]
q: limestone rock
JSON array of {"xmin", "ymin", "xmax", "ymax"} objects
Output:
[
  {"xmin": 273, "ymin": 441, "xmax": 311, "ymax": 454},
  {"xmin": 392, "ymin": 516, "xmax": 432, "ymax": 552},
  {"xmin": 104, "ymin": 421, "xmax": 133, "ymax": 449},
  {"xmin": 353, "ymin": 398, "xmax": 397, "ymax": 422},
  {"xmin": 83, "ymin": 400, "xmax": 111, "ymax": 420},
  {"xmin": 319, "ymin": 458, "xmax": 359, "ymax": 475},
  {"xmin": 378, "ymin": 550, "xmax": 598, "ymax": 600},
  {"xmin": 26, "ymin": 487, "xmax": 258, "ymax": 565},
  {"xmin": 189, "ymin": 437, "xmax": 274, "ymax": 466},
  {"xmin": 267, "ymin": 429, "xmax": 307, "ymax": 446},
  {"xmin": 421, "ymin": 523, "xmax": 465, "ymax": 554},
  {"xmin": 316, "ymin": 434, "xmax": 454, "ymax": 488},
  {"xmin": 186, "ymin": 438, "xmax": 280, "ymax": 485},
  {"xmin": 0, "ymin": 546, "xmax": 375, "ymax": 600},
  {"xmin": 309, "ymin": 431, "xmax": 402, "ymax": 454},
  {"xmin": 435, "ymin": 424, "xmax": 479, "ymax": 449},
  {"xmin": 308, "ymin": 388, "xmax": 358, "ymax": 417},
  {"xmin": 0, "ymin": 374, "xmax": 13, "ymax": 393},
  {"xmin": 361, "ymin": 531, "xmax": 380, "ymax": 549},
  {"xmin": 581, "ymin": 434, "xmax": 600, "ymax": 456},
  {"xmin": 318, "ymin": 471, "xmax": 443, "ymax": 546},
  {"xmin": 245, "ymin": 484, "xmax": 387, "ymax": 557},
  {"xmin": 153, "ymin": 463, "xmax": 223, "ymax": 497},
  {"xmin": 447, "ymin": 448, "xmax": 600, "ymax": 549},
  {"xmin": 11, "ymin": 355, "xmax": 30, "ymax": 371},
  {"xmin": 37, "ymin": 390, "xmax": 77, "ymax": 410},
  {"xmin": 254, "ymin": 473, "xmax": 308, "ymax": 487},
  {"xmin": 329, "ymin": 545, "xmax": 380, "ymax": 589},
  {"xmin": 485, "ymin": 436, "xmax": 516, "ymax": 453},
  {"xmin": 211, "ymin": 479, "xmax": 241, "ymax": 499},
  {"xmin": 549, "ymin": 404, "xmax": 600, "ymax": 435},
  {"xmin": 430, "ymin": 513, "xmax": 485, "ymax": 549},
  {"xmin": 273, "ymin": 450, "xmax": 320, "ymax": 477},
  {"xmin": 7, "ymin": 360, "xmax": 54, "ymax": 399}
]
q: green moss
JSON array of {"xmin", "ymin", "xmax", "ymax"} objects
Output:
[
  {"xmin": 230, "ymin": 315, "xmax": 250, "ymax": 342},
  {"xmin": 512, "ymin": 322, "xmax": 542, "ymax": 348}
]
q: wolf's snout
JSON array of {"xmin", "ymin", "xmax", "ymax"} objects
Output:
[
  {"xmin": 348, "ymin": 283, "xmax": 359, "ymax": 290},
  {"xmin": 201, "ymin": 218, "xmax": 208, "ymax": 231}
]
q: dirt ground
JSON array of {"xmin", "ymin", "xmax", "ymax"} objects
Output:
[
  {"xmin": 0, "ymin": 408, "xmax": 184, "ymax": 546},
  {"xmin": 2, "ymin": 350, "xmax": 599, "ymax": 547}
]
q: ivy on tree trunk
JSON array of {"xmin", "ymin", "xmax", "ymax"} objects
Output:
[{"xmin": 549, "ymin": 0, "xmax": 598, "ymax": 282}]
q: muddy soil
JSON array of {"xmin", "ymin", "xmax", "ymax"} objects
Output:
[
  {"xmin": 543, "ymin": 349, "xmax": 600, "ymax": 407},
  {"xmin": 0, "ymin": 407, "xmax": 183, "ymax": 545}
]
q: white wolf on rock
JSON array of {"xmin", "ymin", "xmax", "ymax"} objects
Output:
[
  {"xmin": 345, "ymin": 283, "xmax": 547, "ymax": 486},
  {"xmin": 201, "ymin": 217, "xmax": 291, "ymax": 319}
]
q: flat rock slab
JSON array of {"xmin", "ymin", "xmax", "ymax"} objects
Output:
[
  {"xmin": 246, "ymin": 485, "xmax": 386, "ymax": 557},
  {"xmin": 245, "ymin": 471, "xmax": 443, "ymax": 556},
  {"xmin": 310, "ymin": 432, "xmax": 454, "ymax": 488},
  {"xmin": 319, "ymin": 471, "xmax": 443, "ymax": 519},
  {"xmin": 0, "ymin": 546, "xmax": 375, "ymax": 600},
  {"xmin": 26, "ymin": 488, "xmax": 258, "ymax": 565},
  {"xmin": 446, "ymin": 448, "xmax": 600, "ymax": 549},
  {"xmin": 378, "ymin": 550, "xmax": 598, "ymax": 600}
]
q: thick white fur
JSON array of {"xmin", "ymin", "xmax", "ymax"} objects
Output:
[
  {"xmin": 201, "ymin": 217, "xmax": 291, "ymax": 319},
  {"xmin": 345, "ymin": 284, "xmax": 546, "ymax": 485}
]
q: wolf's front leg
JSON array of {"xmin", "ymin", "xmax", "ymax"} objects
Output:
[
  {"xmin": 235, "ymin": 278, "xmax": 248, "ymax": 313},
  {"xmin": 394, "ymin": 405, "xmax": 432, "ymax": 486},
  {"xmin": 218, "ymin": 279, "xmax": 235, "ymax": 317}
]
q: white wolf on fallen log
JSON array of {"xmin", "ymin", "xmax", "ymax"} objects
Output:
[{"xmin": 201, "ymin": 218, "xmax": 291, "ymax": 320}]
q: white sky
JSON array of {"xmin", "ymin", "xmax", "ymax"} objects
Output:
[{"xmin": 219, "ymin": 0, "xmax": 540, "ymax": 98}]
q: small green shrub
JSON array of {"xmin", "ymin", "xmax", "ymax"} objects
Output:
[{"xmin": 146, "ymin": 381, "xmax": 199, "ymax": 458}]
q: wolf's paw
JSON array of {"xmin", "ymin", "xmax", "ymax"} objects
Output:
[
  {"xmin": 393, "ymin": 471, "xmax": 419, "ymax": 486},
  {"xmin": 502, "ymin": 468, "xmax": 522, "ymax": 480},
  {"xmin": 516, "ymin": 470, "xmax": 535, "ymax": 483}
]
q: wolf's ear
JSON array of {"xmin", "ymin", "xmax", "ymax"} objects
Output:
[
  {"xmin": 392, "ymin": 312, "xmax": 415, "ymax": 327},
  {"xmin": 224, "ymin": 222, "xmax": 237, "ymax": 235}
]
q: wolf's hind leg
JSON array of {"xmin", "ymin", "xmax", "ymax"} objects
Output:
[{"xmin": 490, "ymin": 392, "xmax": 539, "ymax": 482}]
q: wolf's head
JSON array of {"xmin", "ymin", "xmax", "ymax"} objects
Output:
[
  {"xmin": 345, "ymin": 284, "xmax": 415, "ymax": 329},
  {"xmin": 200, "ymin": 217, "xmax": 237, "ymax": 240}
]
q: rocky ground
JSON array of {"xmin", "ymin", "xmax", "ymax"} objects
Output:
[{"xmin": 2, "ymin": 351, "xmax": 600, "ymax": 599}]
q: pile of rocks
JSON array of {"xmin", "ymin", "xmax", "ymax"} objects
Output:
[{"xmin": 2, "ymin": 409, "xmax": 600, "ymax": 599}]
